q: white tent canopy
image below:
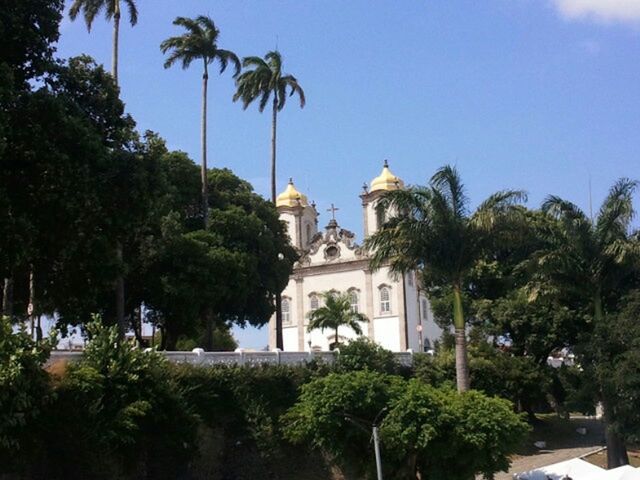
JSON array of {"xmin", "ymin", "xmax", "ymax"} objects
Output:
[{"xmin": 516, "ymin": 458, "xmax": 640, "ymax": 480}]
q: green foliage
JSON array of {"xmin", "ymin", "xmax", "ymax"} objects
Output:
[
  {"xmin": 172, "ymin": 363, "xmax": 311, "ymax": 460},
  {"xmin": 413, "ymin": 343, "xmax": 551, "ymax": 415},
  {"xmin": 0, "ymin": 317, "xmax": 52, "ymax": 469},
  {"xmin": 41, "ymin": 320, "xmax": 197, "ymax": 479},
  {"xmin": 382, "ymin": 381, "xmax": 530, "ymax": 480},
  {"xmin": 234, "ymin": 50, "xmax": 305, "ymax": 112},
  {"xmin": 335, "ymin": 337, "xmax": 400, "ymax": 375},
  {"xmin": 283, "ymin": 370, "xmax": 528, "ymax": 479},
  {"xmin": 575, "ymin": 289, "xmax": 640, "ymax": 444},
  {"xmin": 161, "ymin": 16, "xmax": 240, "ymax": 75},
  {"xmin": 282, "ymin": 370, "xmax": 404, "ymax": 477}
]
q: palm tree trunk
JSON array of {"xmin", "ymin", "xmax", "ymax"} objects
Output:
[
  {"xmin": 593, "ymin": 290, "xmax": 629, "ymax": 468},
  {"xmin": 452, "ymin": 285, "xmax": 470, "ymax": 392},
  {"xmin": 603, "ymin": 396, "xmax": 629, "ymax": 468},
  {"xmin": 271, "ymin": 95, "xmax": 284, "ymax": 350},
  {"xmin": 112, "ymin": 5, "xmax": 120, "ymax": 84},
  {"xmin": 271, "ymin": 95, "xmax": 277, "ymax": 203},
  {"xmin": 2, "ymin": 276, "xmax": 13, "ymax": 318},
  {"xmin": 335, "ymin": 326, "xmax": 339, "ymax": 348},
  {"xmin": 201, "ymin": 64, "xmax": 209, "ymax": 229}
]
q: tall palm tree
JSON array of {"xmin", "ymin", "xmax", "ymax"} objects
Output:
[
  {"xmin": 538, "ymin": 178, "xmax": 639, "ymax": 468},
  {"xmin": 69, "ymin": 0, "xmax": 138, "ymax": 84},
  {"xmin": 233, "ymin": 51, "xmax": 305, "ymax": 351},
  {"xmin": 161, "ymin": 16, "xmax": 240, "ymax": 229},
  {"xmin": 233, "ymin": 50, "xmax": 305, "ymax": 204},
  {"xmin": 365, "ymin": 165, "xmax": 526, "ymax": 392},
  {"xmin": 307, "ymin": 292, "xmax": 368, "ymax": 349}
]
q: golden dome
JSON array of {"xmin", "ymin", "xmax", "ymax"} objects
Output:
[
  {"xmin": 276, "ymin": 178, "xmax": 309, "ymax": 207},
  {"xmin": 370, "ymin": 160, "xmax": 404, "ymax": 192}
]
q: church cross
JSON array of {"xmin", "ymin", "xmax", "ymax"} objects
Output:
[{"xmin": 327, "ymin": 203, "xmax": 339, "ymax": 220}]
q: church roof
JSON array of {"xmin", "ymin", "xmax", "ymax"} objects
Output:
[
  {"xmin": 276, "ymin": 178, "xmax": 309, "ymax": 208},
  {"xmin": 370, "ymin": 160, "xmax": 404, "ymax": 192}
]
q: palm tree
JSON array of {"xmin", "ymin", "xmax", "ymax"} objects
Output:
[
  {"xmin": 161, "ymin": 16, "xmax": 240, "ymax": 229},
  {"xmin": 233, "ymin": 51, "xmax": 304, "ymax": 351},
  {"xmin": 365, "ymin": 166, "xmax": 526, "ymax": 392},
  {"xmin": 69, "ymin": 0, "xmax": 138, "ymax": 85},
  {"xmin": 307, "ymin": 292, "xmax": 368, "ymax": 349},
  {"xmin": 538, "ymin": 178, "xmax": 639, "ymax": 468},
  {"xmin": 233, "ymin": 50, "xmax": 305, "ymax": 203}
]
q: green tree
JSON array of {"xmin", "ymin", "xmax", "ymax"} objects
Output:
[
  {"xmin": 138, "ymin": 166, "xmax": 296, "ymax": 350},
  {"xmin": 161, "ymin": 15, "xmax": 240, "ymax": 229},
  {"xmin": 283, "ymin": 370, "xmax": 528, "ymax": 480},
  {"xmin": 365, "ymin": 165, "xmax": 526, "ymax": 392},
  {"xmin": 307, "ymin": 292, "xmax": 368, "ymax": 349},
  {"xmin": 381, "ymin": 380, "xmax": 529, "ymax": 479},
  {"xmin": 537, "ymin": 179, "xmax": 639, "ymax": 467},
  {"xmin": 283, "ymin": 370, "xmax": 404, "ymax": 478},
  {"xmin": 68, "ymin": 0, "xmax": 138, "ymax": 84},
  {"xmin": 1, "ymin": 0, "xmax": 64, "ymax": 316}
]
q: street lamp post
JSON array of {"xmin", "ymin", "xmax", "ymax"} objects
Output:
[{"xmin": 343, "ymin": 407, "xmax": 388, "ymax": 480}]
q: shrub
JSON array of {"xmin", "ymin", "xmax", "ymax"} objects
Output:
[
  {"xmin": 39, "ymin": 321, "xmax": 198, "ymax": 479},
  {"xmin": 335, "ymin": 337, "xmax": 399, "ymax": 374},
  {"xmin": 0, "ymin": 317, "xmax": 52, "ymax": 472}
]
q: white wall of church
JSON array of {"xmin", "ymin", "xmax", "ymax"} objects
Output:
[{"xmin": 373, "ymin": 317, "xmax": 401, "ymax": 351}]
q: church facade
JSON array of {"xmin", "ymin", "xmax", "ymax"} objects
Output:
[{"xmin": 269, "ymin": 162, "xmax": 442, "ymax": 352}]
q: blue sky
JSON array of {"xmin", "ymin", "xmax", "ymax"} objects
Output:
[{"xmin": 56, "ymin": 0, "xmax": 640, "ymax": 349}]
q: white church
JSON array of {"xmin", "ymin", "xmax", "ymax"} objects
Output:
[{"xmin": 269, "ymin": 161, "xmax": 442, "ymax": 352}]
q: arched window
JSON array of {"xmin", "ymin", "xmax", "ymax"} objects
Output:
[
  {"xmin": 310, "ymin": 294, "xmax": 319, "ymax": 311},
  {"xmin": 380, "ymin": 286, "xmax": 391, "ymax": 314},
  {"xmin": 348, "ymin": 290, "xmax": 359, "ymax": 313},
  {"xmin": 282, "ymin": 298, "xmax": 291, "ymax": 324}
]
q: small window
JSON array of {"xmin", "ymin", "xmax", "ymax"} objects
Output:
[
  {"xmin": 421, "ymin": 299, "xmax": 428, "ymax": 319},
  {"xmin": 305, "ymin": 223, "xmax": 311, "ymax": 244},
  {"xmin": 380, "ymin": 287, "xmax": 391, "ymax": 314},
  {"xmin": 282, "ymin": 298, "xmax": 291, "ymax": 324},
  {"xmin": 349, "ymin": 290, "xmax": 359, "ymax": 313},
  {"xmin": 310, "ymin": 294, "xmax": 319, "ymax": 311}
]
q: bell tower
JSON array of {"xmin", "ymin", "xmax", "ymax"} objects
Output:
[
  {"xmin": 276, "ymin": 178, "xmax": 318, "ymax": 250},
  {"xmin": 360, "ymin": 160, "xmax": 405, "ymax": 238}
]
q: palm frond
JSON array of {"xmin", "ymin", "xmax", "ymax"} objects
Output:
[
  {"xmin": 596, "ymin": 177, "xmax": 638, "ymax": 242},
  {"xmin": 216, "ymin": 49, "xmax": 241, "ymax": 76},
  {"xmin": 124, "ymin": 0, "xmax": 138, "ymax": 25},
  {"xmin": 281, "ymin": 75, "xmax": 306, "ymax": 109},
  {"xmin": 69, "ymin": 0, "xmax": 104, "ymax": 31},
  {"xmin": 471, "ymin": 189, "xmax": 527, "ymax": 230},
  {"xmin": 430, "ymin": 165, "xmax": 468, "ymax": 217},
  {"xmin": 541, "ymin": 195, "xmax": 586, "ymax": 222}
]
